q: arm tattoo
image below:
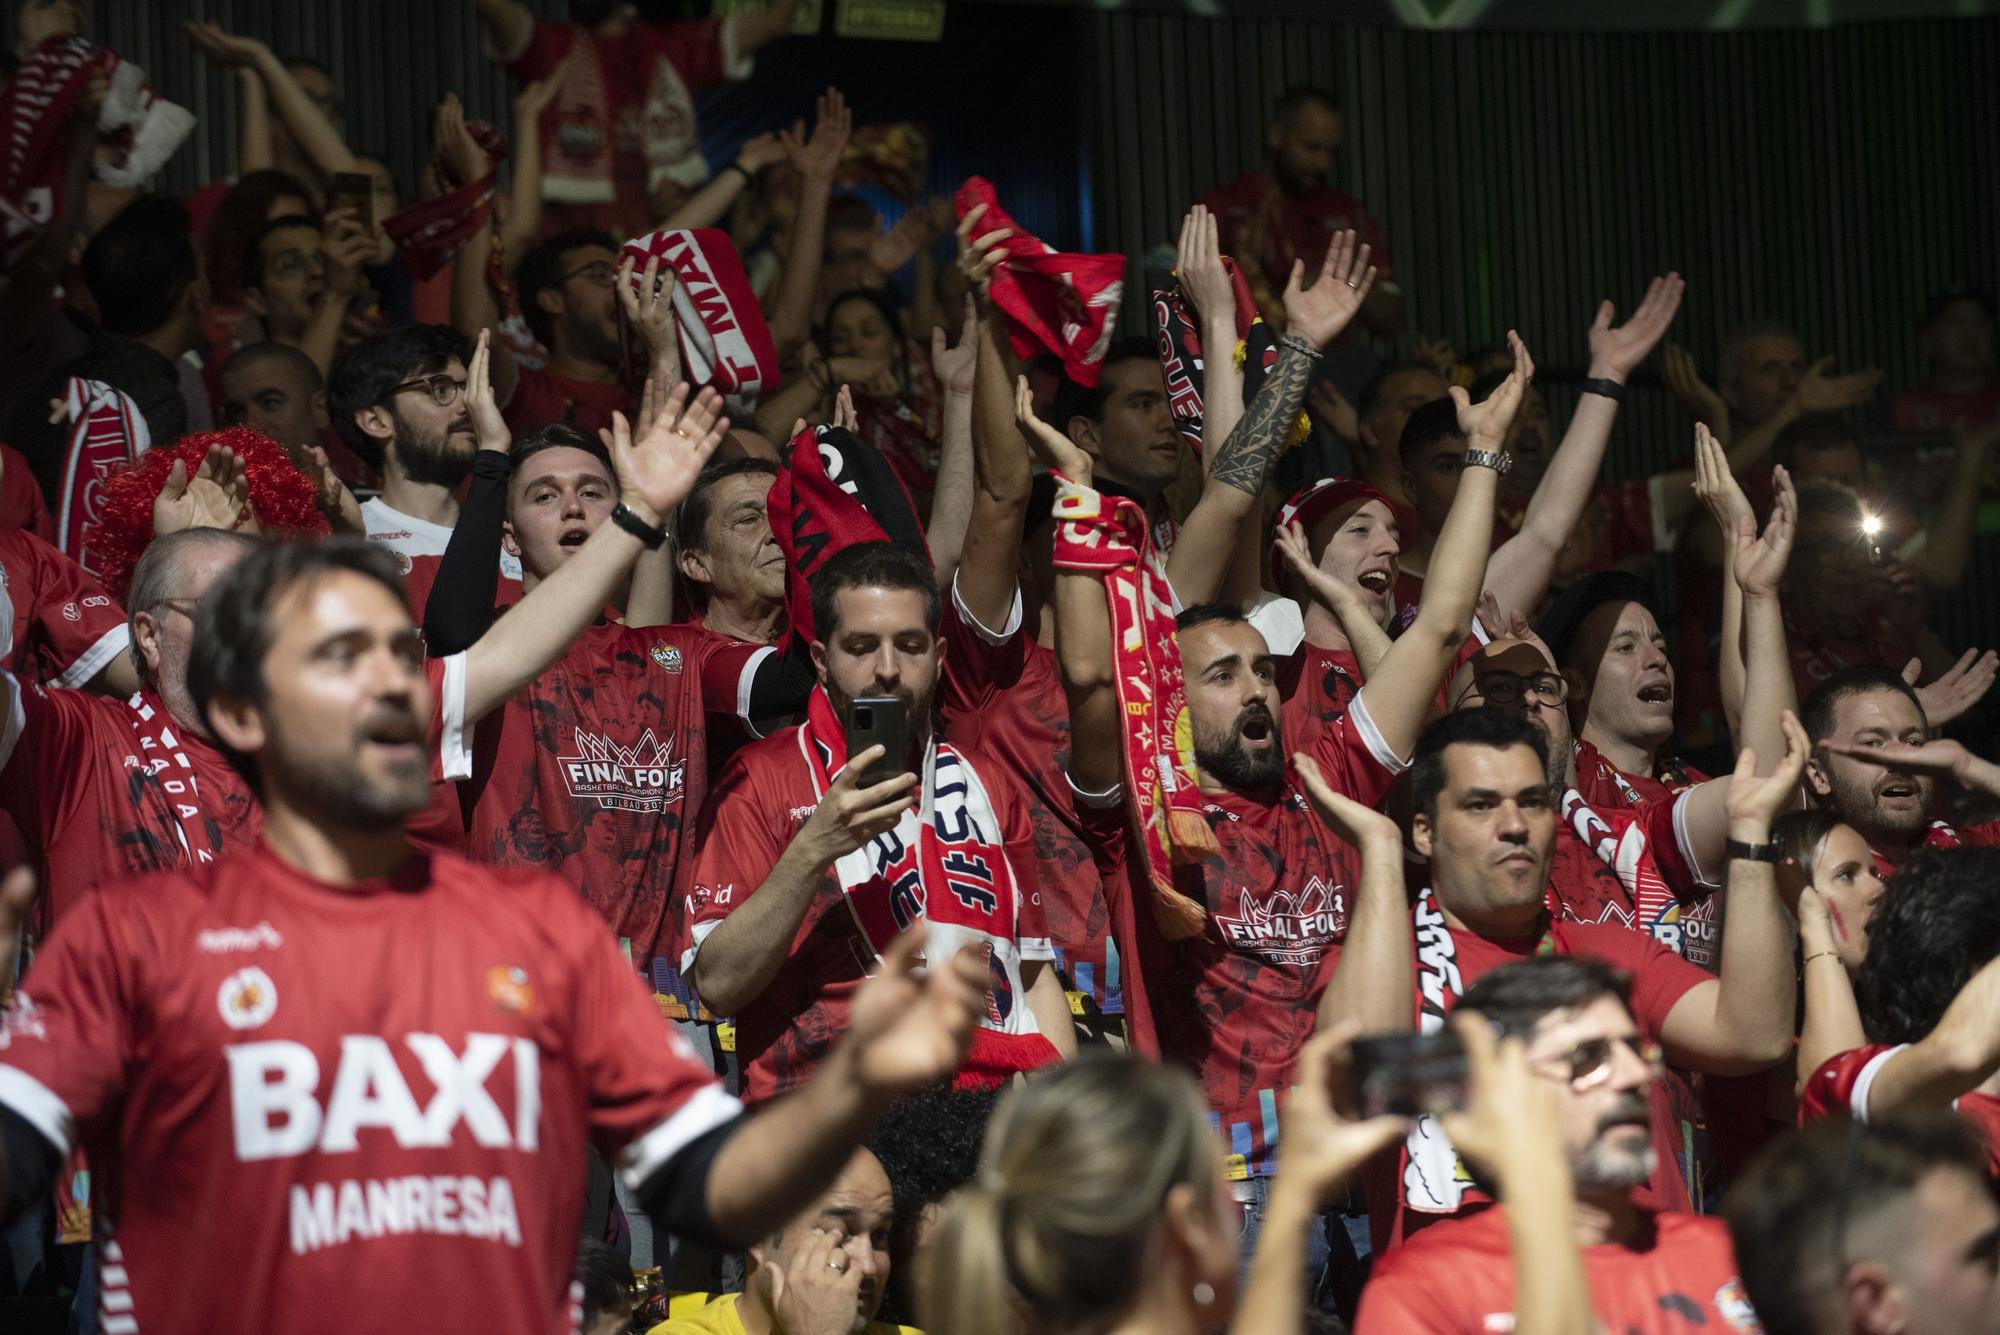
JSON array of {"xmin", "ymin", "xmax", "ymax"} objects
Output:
[{"xmin": 1209, "ymin": 342, "xmax": 1314, "ymax": 497}]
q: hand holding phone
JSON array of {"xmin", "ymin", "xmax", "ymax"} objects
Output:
[
  {"xmin": 845, "ymin": 695, "xmax": 909, "ymax": 788},
  {"xmin": 332, "ymin": 172, "xmax": 376, "ymax": 232},
  {"xmin": 1350, "ymin": 1032, "xmax": 1469, "ymax": 1120}
]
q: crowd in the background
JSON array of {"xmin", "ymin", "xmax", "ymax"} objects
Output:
[{"xmin": 0, "ymin": 1, "xmax": 1997, "ymax": 1333}]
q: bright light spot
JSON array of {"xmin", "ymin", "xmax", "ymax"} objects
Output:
[{"xmin": 1861, "ymin": 513, "xmax": 1883, "ymax": 538}]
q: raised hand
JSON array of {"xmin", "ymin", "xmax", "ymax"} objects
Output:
[
  {"xmin": 617, "ymin": 253, "xmax": 680, "ymax": 360},
  {"xmin": 1906, "ymin": 649, "xmax": 2000, "ymax": 729},
  {"xmin": 1662, "ymin": 342, "xmax": 1729, "ymax": 433},
  {"xmin": 1727, "ymin": 709, "xmax": 1811, "ymax": 838},
  {"xmin": 868, "ymin": 207, "xmax": 934, "ymax": 275},
  {"xmin": 1586, "ymin": 273, "xmax": 1686, "ymax": 383},
  {"xmin": 930, "ymin": 295, "xmax": 979, "ymax": 396},
  {"xmin": 766, "ymin": 1224, "xmax": 866, "ymax": 1335},
  {"xmin": 301, "ymin": 444, "xmax": 364, "ymax": 534},
  {"xmin": 1174, "ymin": 204, "xmax": 1236, "ymax": 325},
  {"xmin": 832, "ymin": 383, "xmax": 859, "ymax": 434},
  {"xmin": 1732, "ymin": 462, "xmax": 1797, "ymax": 598},
  {"xmin": 781, "ymin": 87, "xmax": 851, "ymax": 183},
  {"xmin": 606, "ymin": 383, "xmax": 728, "ymax": 521},
  {"xmin": 1282, "ymin": 228, "xmax": 1376, "ymax": 349},
  {"xmin": 183, "ymin": 18, "xmax": 269, "ymax": 68},
  {"xmin": 1294, "ymin": 750, "xmax": 1402, "ymax": 853},
  {"xmin": 1817, "ymin": 732, "xmax": 1975, "ymax": 783},
  {"xmin": 842, "ymin": 923, "xmax": 990, "ymax": 1098},
  {"xmin": 1795, "ymin": 356, "xmax": 1883, "ymax": 414},
  {"xmin": 433, "ymin": 93, "xmax": 491, "ymax": 189},
  {"xmin": 466, "ymin": 329, "xmax": 510, "ymax": 454},
  {"xmin": 1691, "ymin": 420, "xmax": 1753, "ymax": 539},
  {"xmin": 514, "ymin": 50, "xmax": 571, "ymax": 124},
  {"xmin": 1450, "ymin": 329, "xmax": 1534, "ymax": 448},
  {"xmin": 1275, "ymin": 520, "xmax": 1368, "ymax": 623},
  {"xmin": 1015, "ymin": 375, "xmax": 1090, "ymax": 482},
  {"xmin": 953, "ymin": 201, "xmax": 1010, "ymax": 301},
  {"xmin": 1307, "ymin": 381, "xmax": 1359, "ymax": 443},
  {"xmin": 321, "ymin": 210, "xmax": 372, "ymax": 300},
  {"xmin": 1272, "ymin": 1022, "xmax": 1410, "ymax": 1210},
  {"xmin": 154, "ymin": 445, "xmax": 253, "ymax": 537}
]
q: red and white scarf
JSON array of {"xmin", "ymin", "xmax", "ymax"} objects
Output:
[
  {"xmin": 798, "ymin": 689, "xmax": 1058, "ymax": 1084},
  {"xmin": 1050, "ymin": 476, "xmax": 1214, "ymax": 938},
  {"xmin": 619, "ymin": 228, "xmax": 778, "ymax": 399},
  {"xmin": 953, "ymin": 177, "xmax": 1124, "ymax": 387},
  {"xmin": 56, "ymin": 377, "xmax": 148, "ymax": 576}
]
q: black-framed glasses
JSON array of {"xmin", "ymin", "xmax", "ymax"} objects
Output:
[
  {"xmin": 1472, "ymin": 669, "xmax": 1570, "ymax": 707},
  {"xmin": 1528, "ymin": 1034, "xmax": 1662, "ymax": 1090},
  {"xmin": 562, "ymin": 261, "xmax": 619, "ymax": 288},
  {"xmin": 390, "ymin": 374, "xmax": 467, "ymax": 408}
]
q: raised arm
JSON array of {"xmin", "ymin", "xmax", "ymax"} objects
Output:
[
  {"xmin": 424, "ymin": 331, "xmax": 512, "ymax": 655},
  {"xmin": 1795, "ymin": 884, "xmax": 1867, "ymax": 1097},
  {"xmin": 663, "ymin": 133, "xmax": 784, "ymax": 233},
  {"xmin": 1906, "ymin": 418, "xmax": 1997, "ymax": 589},
  {"xmin": 766, "ymin": 89, "xmax": 851, "ymax": 361},
  {"xmin": 924, "ymin": 297, "xmax": 981, "ymax": 589},
  {"xmin": 185, "ymin": 23, "xmax": 359, "ymax": 181},
  {"xmin": 1272, "ymin": 520, "xmax": 1391, "ymax": 677},
  {"xmin": 1302, "ymin": 764, "xmax": 1414, "ymax": 1032},
  {"xmin": 474, "ymin": 0, "xmax": 535, "ymax": 61},
  {"xmin": 1860, "ymin": 956, "xmax": 2000, "ymax": 1115},
  {"xmin": 1484, "ymin": 275, "xmax": 1684, "ymax": 615},
  {"xmin": 1723, "ymin": 355, "xmax": 1882, "ymax": 479},
  {"xmin": 1167, "ymin": 230, "xmax": 1375, "ymax": 606},
  {"xmin": 498, "ymin": 63, "xmax": 565, "ymax": 266},
  {"xmin": 950, "ymin": 209, "xmax": 1030, "ymax": 627},
  {"xmin": 1691, "ymin": 422, "xmax": 1754, "ymax": 737}
]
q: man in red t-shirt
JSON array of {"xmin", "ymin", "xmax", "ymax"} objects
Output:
[
  {"xmin": 0, "ymin": 524, "xmax": 135, "ymax": 695},
  {"xmin": 1340, "ymin": 706, "xmax": 1799, "ymax": 1250},
  {"xmin": 1797, "ymin": 846, "xmax": 2000, "ymax": 1177},
  {"xmin": 1354, "ymin": 957, "xmax": 1760, "ymax": 1332},
  {"xmin": 1803, "ymin": 666, "xmax": 2000, "ymax": 878},
  {"xmin": 0, "ymin": 537, "xmax": 990, "ymax": 1335},
  {"xmin": 673, "ymin": 543, "xmax": 1073, "ymax": 1103},
  {"xmin": 1891, "ymin": 288, "xmax": 2000, "ymax": 436}
]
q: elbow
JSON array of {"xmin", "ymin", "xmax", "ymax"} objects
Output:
[
  {"xmin": 688, "ymin": 958, "xmax": 747, "ymax": 1021},
  {"xmin": 1734, "ymin": 1015, "xmax": 1797, "ymax": 1069}
]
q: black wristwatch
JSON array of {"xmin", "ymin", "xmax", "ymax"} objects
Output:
[
  {"xmin": 1726, "ymin": 837, "xmax": 1782, "ymax": 864},
  {"xmin": 1581, "ymin": 377, "xmax": 1627, "ymax": 402},
  {"xmin": 610, "ymin": 502, "xmax": 668, "ymax": 550}
]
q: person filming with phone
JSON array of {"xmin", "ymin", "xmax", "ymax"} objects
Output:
[{"xmin": 673, "ymin": 541, "xmax": 1075, "ymax": 1106}]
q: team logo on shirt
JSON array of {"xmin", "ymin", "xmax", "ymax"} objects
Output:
[
  {"xmin": 1714, "ymin": 1279, "xmax": 1764, "ymax": 1331},
  {"xmin": 486, "ymin": 965, "xmax": 534, "ymax": 1016},
  {"xmin": 217, "ymin": 966, "xmax": 279, "ymax": 1030},
  {"xmin": 559, "ymin": 728, "xmax": 686, "ymax": 812},
  {"xmin": 650, "ymin": 643, "xmax": 683, "ymax": 674},
  {"xmin": 60, "ymin": 601, "xmax": 80, "ymax": 621},
  {"xmin": 1211, "ymin": 877, "xmax": 1348, "ymax": 965}
]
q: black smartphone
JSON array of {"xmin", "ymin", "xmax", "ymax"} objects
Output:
[
  {"xmin": 844, "ymin": 696, "xmax": 908, "ymax": 788},
  {"xmin": 331, "ymin": 171, "xmax": 376, "ymax": 232},
  {"xmin": 1350, "ymin": 1032, "xmax": 1468, "ymax": 1120}
]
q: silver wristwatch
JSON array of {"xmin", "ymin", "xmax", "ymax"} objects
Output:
[{"xmin": 1463, "ymin": 447, "xmax": 1512, "ymax": 475}]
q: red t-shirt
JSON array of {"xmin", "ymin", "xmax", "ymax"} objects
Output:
[
  {"xmin": 1572, "ymin": 736, "xmax": 1708, "ymax": 814},
  {"xmin": 1555, "ymin": 785, "xmax": 1718, "ymax": 969},
  {"xmin": 0, "ymin": 444, "xmax": 53, "ymax": 538},
  {"xmin": 1891, "ymin": 378, "xmax": 2000, "ymax": 435},
  {"xmin": 1196, "ymin": 169, "xmax": 1394, "ymax": 301},
  {"xmin": 936, "ymin": 585, "xmax": 1118, "ymax": 1013},
  {"xmin": 1079, "ymin": 692, "xmax": 1405, "ymax": 1178},
  {"xmin": 1375, "ymin": 913, "xmax": 1709, "ymax": 1251},
  {"xmin": 506, "ymin": 17, "xmax": 741, "ymax": 239},
  {"xmin": 0, "ymin": 524, "xmax": 129, "ymax": 689},
  {"xmin": 1276, "ymin": 640, "xmax": 1362, "ymax": 760},
  {"xmin": 1870, "ymin": 818, "xmax": 2000, "ymax": 879},
  {"xmin": 502, "ymin": 366, "xmax": 635, "ymax": 443},
  {"xmin": 1355, "ymin": 1206, "xmax": 1760, "ymax": 1334},
  {"xmin": 671, "ymin": 727, "xmax": 1052, "ymax": 1103},
  {"xmin": 458, "ymin": 620, "xmax": 766, "ymax": 962},
  {"xmin": 1496, "ymin": 477, "xmax": 1666, "ymax": 589},
  {"xmin": 1801, "ymin": 1044, "xmax": 2000, "ymax": 1178},
  {"xmin": 0, "ymin": 843, "xmax": 738, "ymax": 1335}
]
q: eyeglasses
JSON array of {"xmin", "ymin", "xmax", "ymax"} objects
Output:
[
  {"xmin": 390, "ymin": 374, "xmax": 468, "ymax": 408},
  {"xmin": 1471, "ymin": 670, "xmax": 1569, "ymax": 707},
  {"xmin": 561, "ymin": 261, "xmax": 619, "ymax": 288},
  {"xmin": 1529, "ymin": 1034, "xmax": 1662, "ymax": 1090}
]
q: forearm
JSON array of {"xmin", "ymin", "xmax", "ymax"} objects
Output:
[
  {"xmin": 1869, "ymin": 960, "xmax": 2000, "ymax": 1111},
  {"xmin": 1493, "ymin": 1151, "xmax": 1594, "ymax": 1335},
  {"xmin": 1717, "ymin": 546, "xmax": 1747, "ymax": 740},
  {"xmin": 1409, "ymin": 463, "xmax": 1498, "ymax": 647},
  {"xmin": 1909, "ymin": 443, "xmax": 1988, "ymax": 588},
  {"xmin": 452, "ymin": 224, "xmax": 505, "ymax": 341},
  {"xmin": 622, "ymin": 544, "xmax": 675, "ymax": 628},
  {"xmin": 1229, "ymin": 1182, "xmax": 1321, "ymax": 1335},
  {"xmin": 423, "ymin": 450, "xmax": 510, "ymax": 653},
  {"xmin": 1054, "ymin": 568, "xmax": 1121, "ymax": 794},
  {"xmin": 251, "ymin": 50, "xmax": 357, "ymax": 178},
  {"xmin": 926, "ymin": 390, "xmax": 975, "ymax": 586},
  {"xmin": 502, "ymin": 110, "xmax": 546, "ymax": 261},
  {"xmin": 1198, "ymin": 314, "xmax": 1244, "ymax": 475},
  {"xmin": 662, "ymin": 167, "xmax": 752, "ymax": 233},
  {"xmin": 1724, "ymin": 399, "xmax": 1800, "ymax": 476},
  {"xmin": 1709, "ymin": 857, "xmax": 1797, "ymax": 1069},
  {"xmin": 768, "ymin": 177, "xmax": 833, "ymax": 359},
  {"xmin": 750, "ymin": 373, "xmax": 826, "ymax": 442},
  {"xmin": 298, "ymin": 296, "xmax": 349, "ymax": 377},
  {"xmin": 1516, "ymin": 393, "xmax": 1618, "ymax": 556},
  {"xmin": 690, "ymin": 842, "xmax": 831, "ymax": 1018},
  {"xmin": 237, "ymin": 67, "xmax": 273, "ymax": 171},
  {"xmin": 476, "ymin": 0, "xmax": 534, "ymax": 59},
  {"xmin": 703, "ymin": 1044, "xmax": 886, "ymax": 1245},
  {"xmin": 1797, "ymin": 949, "xmax": 1867, "ymax": 1097},
  {"xmin": 463, "ymin": 520, "xmax": 644, "ymax": 722},
  {"xmin": 1738, "ymin": 590, "xmax": 1799, "ymax": 770},
  {"xmin": 1024, "ymin": 962, "xmax": 1076, "ymax": 1059},
  {"xmin": 955, "ymin": 312, "xmax": 1027, "ymax": 622},
  {"xmin": 1314, "ymin": 839, "xmax": 1415, "ymax": 1031}
]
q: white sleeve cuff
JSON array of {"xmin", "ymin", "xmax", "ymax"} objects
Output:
[
  {"xmin": 950, "ymin": 573, "xmax": 1023, "ymax": 646},
  {"xmin": 51, "ymin": 625, "xmax": 130, "ymax": 691},
  {"xmin": 1066, "ymin": 774, "xmax": 1124, "ymax": 809},
  {"xmin": 1647, "ymin": 474, "xmax": 1675, "ymax": 553},
  {"xmin": 1347, "ymin": 690, "xmax": 1412, "ymax": 775},
  {"xmin": 735, "ymin": 645, "xmax": 777, "ymax": 722},
  {"xmin": 0, "ymin": 1064, "xmax": 74, "ymax": 1157},
  {"xmin": 1671, "ymin": 787, "xmax": 1720, "ymax": 890},
  {"xmin": 1849, "ymin": 1045, "xmax": 1908, "ymax": 1123},
  {"xmin": 1018, "ymin": 936, "xmax": 1056, "ymax": 962},
  {"xmin": 616, "ymin": 1082, "xmax": 745, "ymax": 1192},
  {"xmin": 438, "ymin": 653, "xmax": 472, "ymax": 782},
  {"xmin": 718, "ymin": 13, "xmax": 755, "ymax": 80},
  {"xmin": 0, "ymin": 668, "xmax": 23, "ymax": 775},
  {"xmin": 679, "ymin": 919, "xmax": 720, "ymax": 981}
]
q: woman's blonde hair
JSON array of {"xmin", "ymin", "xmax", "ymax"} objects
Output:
[{"xmin": 916, "ymin": 1054, "xmax": 1219, "ymax": 1335}]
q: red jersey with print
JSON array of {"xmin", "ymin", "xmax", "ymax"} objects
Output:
[
  {"xmin": 936, "ymin": 586, "xmax": 1119, "ymax": 1013},
  {"xmin": 506, "ymin": 17, "xmax": 743, "ymax": 239},
  {"xmin": 670, "ymin": 727, "xmax": 1051, "ymax": 1103},
  {"xmin": 0, "ymin": 844, "xmax": 739, "ymax": 1335},
  {"xmin": 1557, "ymin": 785, "xmax": 1719, "ymax": 969},
  {"xmin": 502, "ymin": 366, "xmax": 635, "ymax": 443},
  {"xmin": 1869, "ymin": 819, "xmax": 2000, "ymax": 879},
  {"xmin": 1197, "ymin": 170, "xmax": 1393, "ymax": 318},
  {"xmin": 1892, "ymin": 378, "xmax": 2000, "ymax": 435},
  {"xmin": 1080, "ymin": 692, "xmax": 1405, "ymax": 1177},
  {"xmin": 1374, "ymin": 909, "xmax": 1708, "ymax": 1251},
  {"xmin": 1276, "ymin": 641, "xmax": 1362, "ymax": 759},
  {"xmin": 1573, "ymin": 736, "xmax": 1709, "ymax": 814},
  {"xmin": 1355, "ymin": 1206, "xmax": 1762, "ymax": 1334},
  {"xmin": 0, "ymin": 524, "xmax": 129, "ymax": 689},
  {"xmin": 1801, "ymin": 1044, "xmax": 2000, "ymax": 1178},
  {"xmin": 1496, "ymin": 477, "xmax": 1668, "ymax": 589},
  {"xmin": 459, "ymin": 620, "xmax": 765, "ymax": 961}
]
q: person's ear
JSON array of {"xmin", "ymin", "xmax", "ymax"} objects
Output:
[
  {"xmin": 1067, "ymin": 417, "xmax": 1103, "ymax": 461},
  {"xmin": 536, "ymin": 285, "xmax": 566, "ymax": 322},
  {"xmin": 205, "ymin": 691, "xmax": 268, "ymax": 760},
  {"xmin": 1842, "ymin": 1260, "xmax": 1903, "ymax": 1335},
  {"xmin": 1413, "ymin": 810, "xmax": 1434, "ymax": 859},
  {"xmin": 354, "ymin": 405, "xmax": 395, "ymax": 448},
  {"xmin": 242, "ymin": 287, "xmax": 268, "ymax": 319},
  {"xmin": 1805, "ymin": 752, "xmax": 1833, "ymax": 801},
  {"xmin": 810, "ymin": 638, "xmax": 829, "ymax": 685},
  {"xmin": 679, "ymin": 545, "xmax": 712, "ymax": 585},
  {"xmin": 501, "ymin": 519, "xmax": 522, "ymax": 560},
  {"xmin": 311, "ymin": 389, "xmax": 330, "ymax": 431},
  {"xmin": 131, "ymin": 609, "xmax": 164, "ymax": 679}
]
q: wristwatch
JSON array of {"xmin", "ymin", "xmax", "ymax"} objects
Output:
[
  {"xmin": 1726, "ymin": 837, "xmax": 1783, "ymax": 863},
  {"xmin": 610, "ymin": 502, "xmax": 668, "ymax": 550},
  {"xmin": 1463, "ymin": 447, "xmax": 1512, "ymax": 475}
]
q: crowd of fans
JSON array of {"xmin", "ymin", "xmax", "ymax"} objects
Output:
[{"xmin": 0, "ymin": 1, "xmax": 1996, "ymax": 1332}]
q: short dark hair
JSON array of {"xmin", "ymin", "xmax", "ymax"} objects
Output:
[
  {"xmin": 206, "ymin": 169, "xmax": 315, "ymax": 302},
  {"xmin": 240, "ymin": 213, "xmax": 323, "ymax": 293},
  {"xmin": 1799, "ymin": 665, "xmax": 1927, "ymax": 759},
  {"xmin": 1773, "ymin": 413, "xmax": 1864, "ymax": 471},
  {"xmin": 187, "ymin": 538, "xmax": 409, "ymax": 789},
  {"xmin": 1397, "ymin": 395, "xmax": 1463, "ymax": 468},
  {"xmin": 1718, "ymin": 318, "xmax": 1801, "ymax": 386},
  {"xmin": 572, "ymin": 1238, "xmax": 631, "ymax": 1329},
  {"xmin": 808, "ymin": 541, "xmax": 940, "ymax": 640},
  {"xmin": 327, "ymin": 323, "xmax": 472, "ymax": 458},
  {"xmin": 1725, "ymin": 1112, "xmax": 1989, "ymax": 1335},
  {"xmin": 1855, "ymin": 846, "xmax": 2000, "ymax": 1046},
  {"xmin": 1457, "ymin": 956, "xmax": 1632, "ymax": 1042},
  {"xmin": 1355, "ymin": 359, "xmax": 1442, "ymax": 427},
  {"xmin": 509, "ymin": 421, "xmax": 613, "ymax": 480},
  {"xmin": 1409, "ymin": 706, "xmax": 1549, "ymax": 820},
  {"xmin": 870, "ymin": 1084, "xmax": 1002, "ymax": 1326},
  {"xmin": 82, "ymin": 196, "xmax": 199, "ymax": 337},
  {"xmin": 222, "ymin": 340, "xmax": 325, "ymax": 391},
  {"xmin": 1273, "ymin": 86, "xmax": 1340, "ymax": 127},
  {"xmin": 675, "ymin": 456, "xmax": 778, "ymax": 552},
  {"xmin": 1174, "ymin": 601, "xmax": 1252, "ymax": 634},
  {"xmin": 1772, "ymin": 808, "xmax": 1847, "ymax": 885},
  {"xmin": 516, "ymin": 227, "xmax": 619, "ymax": 348},
  {"xmin": 1052, "ymin": 337, "xmax": 1159, "ymax": 431}
]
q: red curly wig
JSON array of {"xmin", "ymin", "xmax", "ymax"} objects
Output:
[{"xmin": 85, "ymin": 427, "xmax": 329, "ymax": 600}]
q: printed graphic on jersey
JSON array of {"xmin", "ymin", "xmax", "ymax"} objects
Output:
[
  {"xmin": 486, "ymin": 965, "xmax": 533, "ymax": 1015},
  {"xmin": 558, "ymin": 728, "xmax": 686, "ymax": 812},
  {"xmin": 1212, "ymin": 877, "xmax": 1348, "ymax": 965},
  {"xmin": 650, "ymin": 643, "xmax": 683, "ymax": 674},
  {"xmin": 217, "ymin": 966, "xmax": 278, "ymax": 1030}
]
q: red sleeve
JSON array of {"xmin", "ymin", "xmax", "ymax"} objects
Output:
[
  {"xmin": 671, "ymin": 750, "xmax": 789, "ymax": 980},
  {"xmin": 988, "ymin": 759, "xmax": 1050, "ymax": 953},
  {"xmin": 4, "ymin": 528, "xmax": 129, "ymax": 689},
  {"xmin": 503, "ymin": 18, "xmax": 577, "ymax": 80},
  {"xmin": 638, "ymin": 17, "xmax": 736, "ymax": 95},
  {"xmin": 689, "ymin": 629, "xmax": 769, "ymax": 721},
  {"xmin": 1597, "ymin": 478, "xmax": 1660, "ymax": 566},
  {"xmin": 1304, "ymin": 688, "xmax": 1404, "ymax": 811},
  {"xmin": 553, "ymin": 877, "xmax": 741, "ymax": 1173},
  {"xmin": 939, "ymin": 579, "xmax": 1028, "ymax": 716},
  {"xmin": 0, "ymin": 891, "xmax": 138, "ymax": 1158},
  {"xmin": 424, "ymin": 654, "xmax": 471, "ymax": 783},
  {"xmin": 1961, "ymin": 821, "xmax": 2000, "ymax": 849},
  {"xmin": 0, "ymin": 677, "xmax": 101, "ymax": 840},
  {"xmin": 500, "ymin": 366, "xmax": 572, "ymax": 437},
  {"xmin": 1567, "ymin": 921, "xmax": 1711, "ymax": 1037},
  {"xmin": 1799, "ymin": 1044, "xmax": 1901, "ymax": 1126},
  {"xmin": 1349, "ymin": 1242, "xmax": 1464, "ymax": 1331}
]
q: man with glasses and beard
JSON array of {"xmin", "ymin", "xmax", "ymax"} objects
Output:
[
  {"xmin": 329, "ymin": 325, "xmax": 521, "ymax": 609},
  {"xmin": 1354, "ymin": 958, "xmax": 1760, "ymax": 1332}
]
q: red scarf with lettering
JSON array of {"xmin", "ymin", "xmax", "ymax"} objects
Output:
[
  {"xmin": 767, "ymin": 424, "xmax": 929, "ymax": 644},
  {"xmin": 618, "ymin": 228, "xmax": 778, "ymax": 399},
  {"xmin": 952, "ymin": 177, "xmax": 1124, "ymax": 386},
  {"xmin": 798, "ymin": 688, "xmax": 1060, "ymax": 1086},
  {"xmin": 56, "ymin": 377, "xmax": 148, "ymax": 575},
  {"xmin": 1050, "ymin": 476, "xmax": 1213, "ymax": 938},
  {"xmin": 1153, "ymin": 256, "xmax": 1268, "ymax": 454}
]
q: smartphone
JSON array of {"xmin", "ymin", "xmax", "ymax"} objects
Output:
[
  {"xmin": 331, "ymin": 172, "xmax": 376, "ymax": 231},
  {"xmin": 1350, "ymin": 1032, "xmax": 1468, "ymax": 1120},
  {"xmin": 844, "ymin": 696, "xmax": 908, "ymax": 788}
]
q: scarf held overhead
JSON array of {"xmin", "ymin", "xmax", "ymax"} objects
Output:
[
  {"xmin": 952, "ymin": 177, "xmax": 1123, "ymax": 387},
  {"xmin": 767, "ymin": 424, "xmax": 929, "ymax": 644},
  {"xmin": 1153, "ymin": 256, "xmax": 1304, "ymax": 454},
  {"xmin": 1050, "ymin": 476, "xmax": 1213, "ymax": 939},
  {"xmin": 620, "ymin": 228, "xmax": 778, "ymax": 399}
]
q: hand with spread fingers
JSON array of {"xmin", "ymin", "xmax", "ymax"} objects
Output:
[
  {"xmin": 1283, "ymin": 228, "xmax": 1376, "ymax": 349},
  {"xmin": 155, "ymin": 445, "xmax": 255, "ymax": 537},
  {"xmin": 1906, "ymin": 649, "xmax": 1999, "ymax": 729}
]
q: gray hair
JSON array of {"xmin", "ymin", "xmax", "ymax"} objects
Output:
[{"xmin": 128, "ymin": 529, "xmax": 262, "ymax": 687}]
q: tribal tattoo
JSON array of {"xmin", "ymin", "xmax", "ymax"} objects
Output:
[{"xmin": 1208, "ymin": 342, "xmax": 1316, "ymax": 498}]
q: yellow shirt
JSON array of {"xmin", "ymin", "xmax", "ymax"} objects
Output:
[{"xmin": 647, "ymin": 1293, "xmax": 921, "ymax": 1335}]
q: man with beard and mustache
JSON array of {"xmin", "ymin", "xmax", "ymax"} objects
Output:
[
  {"xmin": 0, "ymin": 536, "xmax": 998, "ymax": 1334},
  {"xmin": 1354, "ymin": 958, "xmax": 1758, "ymax": 1330},
  {"xmin": 675, "ymin": 542, "xmax": 1075, "ymax": 1104},
  {"xmin": 1803, "ymin": 666, "xmax": 2000, "ymax": 877},
  {"xmin": 1347, "ymin": 706, "xmax": 1800, "ymax": 1253},
  {"xmin": 329, "ymin": 323, "xmax": 521, "ymax": 611}
]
